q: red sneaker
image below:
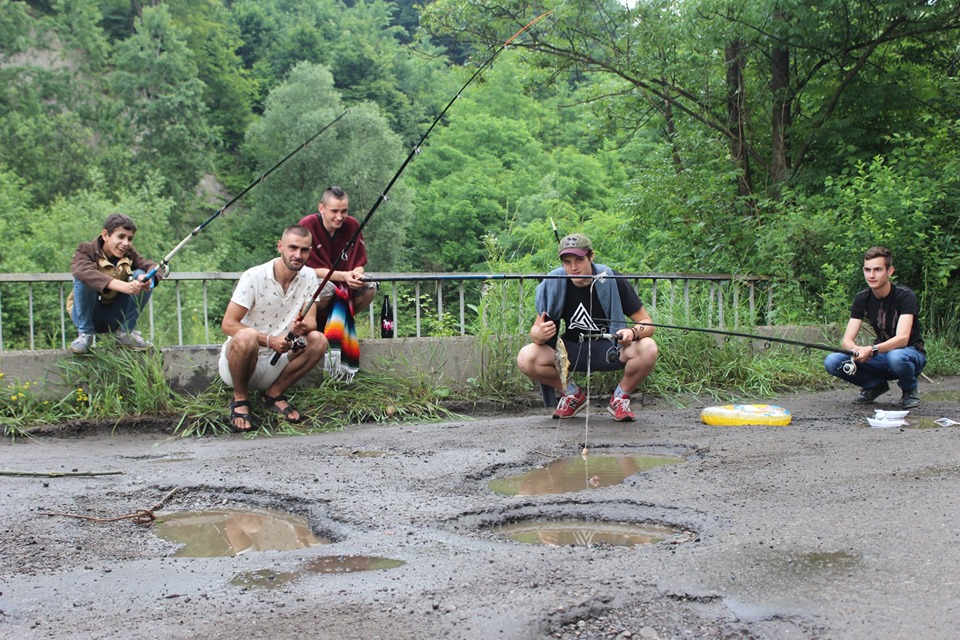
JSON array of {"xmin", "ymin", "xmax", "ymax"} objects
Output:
[
  {"xmin": 552, "ymin": 388, "xmax": 587, "ymax": 419},
  {"xmin": 608, "ymin": 395, "xmax": 635, "ymax": 422}
]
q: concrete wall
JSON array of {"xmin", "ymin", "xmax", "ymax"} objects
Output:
[
  {"xmin": 0, "ymin": 326, "xmax": 836, "ymax": 400},
  {"xmin": 1, "ymin": 337, "xmax": 485, "ymax": 400}
]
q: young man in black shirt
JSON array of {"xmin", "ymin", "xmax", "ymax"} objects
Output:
[{"xmin": 824, "ymin": 246, "xmax": 926, "ymax": 408}]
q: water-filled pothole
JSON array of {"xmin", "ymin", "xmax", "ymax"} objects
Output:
[
  {"xmin": 489, "ymin": 453, "xmax": 683, "ymax": 496},
  {"xmin": 492, "ymin": 518, "xmax": 687, "ymax": 547},
  {"xmin": 919, "ymin": 390, "xmax": 960, "ymax": 402},
  {"xmin": 334, "ymin": 448, "xmax": 391, "ymax": 458},
  {"xmin": 147, "ymin": 454, "xmax": 195, "ymax": 464},
  {"xmin": 904, "ymin": 416, "xmax": 960, "ymax": 429},
  {"xmin": 232, "ymin": 555, "xmax": 405, "ymax": 588},
  {"xmin": 156, "ymin": 508, "xmax": 330, "ymax": 557}
]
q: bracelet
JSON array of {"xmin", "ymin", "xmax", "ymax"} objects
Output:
[
  {"xmin": 632, "ymin": 325, "xmax": 642, "ymax": 341},
  {"xmin": 265, "ymin": 334, "xmax": 271, "ymax": 350}
]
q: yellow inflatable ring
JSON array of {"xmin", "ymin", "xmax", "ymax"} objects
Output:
[{"xmin": 700, "ymin": 404, "xmax": 791, "ymax": 426}]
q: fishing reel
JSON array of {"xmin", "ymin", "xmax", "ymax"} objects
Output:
[
  {"xmin": 841, "ymin": 356, "xmax": 857, "ymax": 376},
  {"xmin": 290, "ymin": 336, "xmax": 307, "ymax": 353},
  {"xmin": 605, "ymin": 343, "xmax": 622, "ymax": 363}
]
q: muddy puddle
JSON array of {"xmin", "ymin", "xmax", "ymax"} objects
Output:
[
  {"xmin": 492, "ymin": 518, "xmax": 686, "ymax": 547},
  {"xmin": 904, "ymin": 415, "xmax": 960, "ymax": 429},
  {"xmin": 334, "ymin": 448, "xmax": 391, "ymax": 458},
  {"xmin": 155, "ymin": 508, "xmax": 330, "ymax": 557},
  {"xmin": 920, "ymin": 390, "xmax": 960, "ymax": 402},
  {"xmin": 489, "ymin": 452, "xmax": 683, "ymax": 496},
  {"xmin": 232, "ymin": 555, "xmax": 405, "ymax": 589}
]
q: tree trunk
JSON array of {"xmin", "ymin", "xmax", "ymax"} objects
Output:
[
  {"xmin": 725, "ymin": 39, "xmax": 753, "ymax": 196},
  {"xmin": 770, "ymin": 11, "xmax": 791, "ymax": 195},
  {"xmin": 662, "ymin": 85, "xmax": 684, "ymax": 174}
]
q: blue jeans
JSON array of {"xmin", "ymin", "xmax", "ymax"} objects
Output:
[
  {"xmin": 71, "ymin": 270, "xmax": 152, "ymax": 334},
  {"xmin": 824, "ymin": 347, "xmax": 927, "ymax": 392}
]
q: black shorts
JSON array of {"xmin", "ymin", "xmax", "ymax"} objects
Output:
[{"xmin": 559, "ymin": 337, "xmax": 624, "ymax": 372}]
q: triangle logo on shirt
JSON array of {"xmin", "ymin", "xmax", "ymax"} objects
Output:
[{"xmin": 569, "ymin": 303, "xmax": 600, "ymax": 332}]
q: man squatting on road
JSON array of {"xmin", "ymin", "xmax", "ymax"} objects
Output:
[
  {"xmin": 517, "ymin": 234, "xmax": 659, "ymax": 422},
  {"xmin": 68, "ymin": 213, "xmax": 160, "ymax": 354},
  {"xmin": 824, "ymin": 245, "xmax": 926, "ymax": 408},
  {"xmin": 219, "ymin": 225, "xmax": 328, "ymax": 432}
]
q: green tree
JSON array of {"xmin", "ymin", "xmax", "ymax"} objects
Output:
[
  {"xmin": 163, "ymin": 0, "xmax": 259, "ymax": 153},
  {"xmin": 110, "ymin": 5, "xmax": 216, "ymax": 207},
  {"xmin": 230, "ymin": 61, "xmax": 413, "ymax": 271}
]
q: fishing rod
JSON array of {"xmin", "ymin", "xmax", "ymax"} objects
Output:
[
  {"xmin": 550, "ymin": 217, "xmax": 561, "ymax": 244},
  {"xmin": 635, "ymin": 321, "xmax": 855, "ymax": 356},
  {"xmin": 270, "ymin": 11, "xmax": 555, "ymax": 365},
  {"xmin": 143, "ymin": 109, "xmax": 350, "ymax": 283},
  {"xmin": 358, "ymin": 273, "xmax": 677, "ymax": 282},
  {"xmin": 582, "ymin": 318, "xmax": 858, "ymax": 374}
]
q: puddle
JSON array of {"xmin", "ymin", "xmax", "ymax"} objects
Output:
[
  {"xmin": 488, "ymin": 453, "xmax": 683, "ymax": 496},
  {"xmin": 492, "ymin": 518, "xmax": 686, "ymax": 547},
  {"xmin": 782, "ymin": 550, "xmax": 860, "ymax": 573},
  {"xmin": 148, "ymin": 456, "xmax": 195, "ymax": 464},
  {"xmin": 334, "ymin": 449, "xmax": 390, "ymax": 458},
  {"xmin": 156, "ymin": 509, "xmax": 331, "ymax": 557},
  {"xmin": 904, "ymin": 416, "xmax": 960, "ymax": 429},
  {"xmin": 232, "ymin": 555, "xmax": 405, "ymax": 589},
  {"xmin": 920, "ymin": 390, "xmax": 960, "ymax": 402}
]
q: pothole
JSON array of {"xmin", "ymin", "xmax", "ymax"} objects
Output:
[
  {"xmin": 155, "ymin": 508, "xmax": 332, "ymax": 557},
  {"xmin": 488, "ymin": 452, "xmax": 684, "ymax": 496},
  {"xmin": 904, "ymin": 416, "xmax": 960, "ymax": 429},
  {"xmin": 232, "ymin": 556, "xmax": 405, "ymax": 589},
  {"xmin": 147, "ymin": 454, "xmax": 195, "ymax": 464},
  {"xmin": 920, "ymin": 390, "xmax": 960, "ymax": 402},
  {"xmin": 334, "ymin": 448, "xmax": 391, "ymax": 458},
  {"xmin": 452, "ymin": 500, "xmax": 707, "ymax": 548},
  {"xmin": 491, "ymin": 518, "xmax": 687, "ymax": 547}
]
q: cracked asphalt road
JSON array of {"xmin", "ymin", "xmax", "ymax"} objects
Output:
[{"xmin": 2, "ymin": 378, "xmax": 958, "ymax": 639}]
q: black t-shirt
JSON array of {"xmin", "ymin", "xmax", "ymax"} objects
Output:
[
  {"xmin": 560, "ymin": 271, "xmax": 643, "ymax": 342},
  {"xmin": 850, "ymin": 282, "xmax": 924, "ymax": 352}
]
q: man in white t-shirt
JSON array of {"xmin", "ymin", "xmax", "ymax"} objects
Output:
[{"xmin": 219, "ymin": 225, "xmax": 328, "ymax": 432}]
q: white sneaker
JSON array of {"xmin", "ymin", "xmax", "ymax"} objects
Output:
[
  {"xmin": 115, "ymin": 330, "xmax": 152, "ymax": 351},
  {"xmin": 70, "ymin": 333, "xmax": 95, "ymax": 354}
]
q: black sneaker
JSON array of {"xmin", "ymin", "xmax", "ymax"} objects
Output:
[
  {"xmin": 900, "ymin": 386, "xmax": 920, "ymax": 409},
  {"xmin": 853, "ymin": 380, "xmax": 889, "ymax": 404}
]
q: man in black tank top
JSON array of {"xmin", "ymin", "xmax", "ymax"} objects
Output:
[{"xmin": 824, "ymin": 246, "xmax": 926, "ymax": 408}]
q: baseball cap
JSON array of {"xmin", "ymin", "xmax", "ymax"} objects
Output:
[{"xmin": 558, "ymin": 234, "xmax": 593, "ymax": 257}]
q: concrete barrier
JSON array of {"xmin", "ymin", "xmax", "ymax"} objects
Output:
[
  {"xmin": 0, "ymin": 326, "xmax": 838, "ymax": 401},
  {"xmin": 1, "ymin": 337, "xmax": 486, "ymax": 400}
]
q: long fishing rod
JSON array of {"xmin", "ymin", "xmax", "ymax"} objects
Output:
[
  {"xmin": 636, "ymin": 321, "xmax": 855, "ymax": 356},
  {"xmin": 144, "ymin": 109, "xmax": 350, "ymax": 283},
  {"xmin": 581, "ymin": 316, "xmax": 853, "ymax": 356},
  {"xmin": 270, "ymin": 11, "xmax": 555, "ymax": 364},
  {"xmin": 358, "ymin": 273, "xmax": 739, "ymax": 282},
  {"xmin": 582, "ymin": 315, "xmax": 859, "ymax": 374}
]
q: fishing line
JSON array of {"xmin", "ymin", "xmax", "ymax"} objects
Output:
[
  {"xmin": 271, "ymin": 11, "xmax": 556, "ymax": 364},
  {"xmin": 582, "ymin": 274, "xmax": 599, "ymax": 457},
  {"xmin": 144, "ymin": 110, "xmax": 350, "ymax": 283}
]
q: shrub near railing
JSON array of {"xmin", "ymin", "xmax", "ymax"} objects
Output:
[{"xmin": 0, "ymin": 272, "xmax": 772, "ymax": 351}]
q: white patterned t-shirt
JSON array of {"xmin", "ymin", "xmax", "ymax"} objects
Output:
[{"xmin": 227, "ymin": 258, "xmax": 319, "ymax": 354}]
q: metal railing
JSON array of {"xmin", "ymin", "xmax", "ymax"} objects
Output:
[{"xmin": 0, "ymin": 272, "xmax": 772, "ymax": 351}]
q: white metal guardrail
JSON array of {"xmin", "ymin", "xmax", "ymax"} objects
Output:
[{"xmin": 0, "ymin": 272, "xmax": 772, "ymax": 351}]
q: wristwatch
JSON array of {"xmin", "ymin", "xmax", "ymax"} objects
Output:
[{"xmin": 871, "ymin": 346, "xmax": 879, "ymax": 358}]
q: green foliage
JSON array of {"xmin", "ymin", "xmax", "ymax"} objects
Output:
[
  {"xmin": 233, "ymin": 62, "xmax": 413, "ymax": 270},
  {"xmin": 110, "ymin": 5, "xmax": 216, "ymax": 205}
]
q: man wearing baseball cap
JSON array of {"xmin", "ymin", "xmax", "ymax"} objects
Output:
[{"xmin": 516, "ymin": 234, "xmax": 658, "ymax": 421}]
